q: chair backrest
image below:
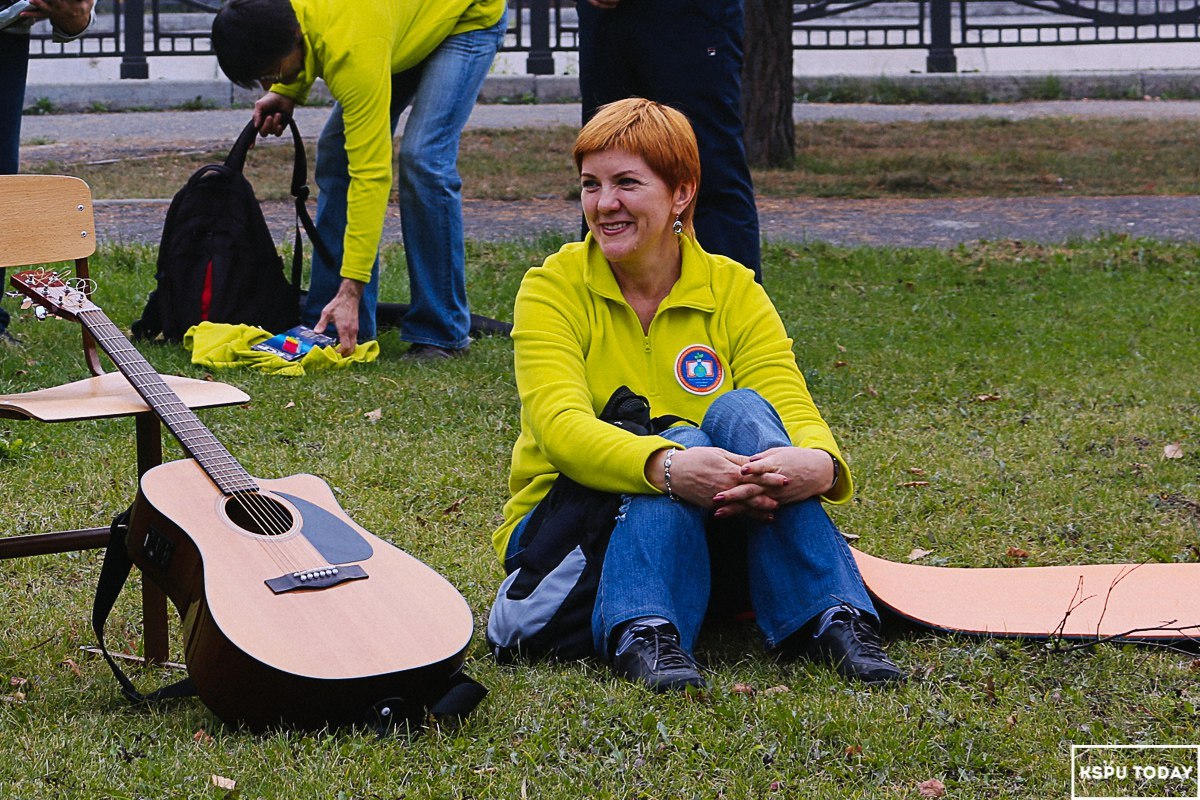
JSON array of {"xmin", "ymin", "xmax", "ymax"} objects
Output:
[
  {"xmin": 0, "ymin": 175, "xmax": 96, "ymax": 269},
  {"xmin": 0, "ymin": 174, "xmax": 102, "ymax": 374}
]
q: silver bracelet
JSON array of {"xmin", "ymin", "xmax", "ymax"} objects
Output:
[{"xmin": 663, "ymin": 448, "xmax": 680, "ymax": 502}]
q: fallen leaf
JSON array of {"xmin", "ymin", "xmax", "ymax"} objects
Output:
[
  {"xmin": 760, "ymin": 685, "xmax": 790, "ymax": 696},
  {"xmin": 364, "ymin": 408, "xmax": 383, "ymax": 422},
  {"xmin": 833, "ymin": 360, "xmax": 848, "ymax": 368},
  {"xmin": 731, "ymin": 683, "xmax": 756, "ymax": 696},
  {"xmin": 1164, "ymin": 442, "xmax": 1184, "ymax": 459},
  {"xmin": 769, "ymin": 781, "xmax": 783, "ymax": 792},
  {"xmin": 1, "ymin": 692, "xmax": 26, "ymax": 703},
  {"xmin": 1006, "ymin": 546, "xmax": 1030, "ymax": 559},
  {"xmin": 974, "ymin": 393, "xmax": 1001, "ymax": 402},
  {"xmin": 284, "ymin": 401, "xmax": 296, "ymax": 409},
  {"xmin": 9, "ymin": 677, "xmax": 27, "ymax": 687},
  {"xmin": 59, "ymin": 658, "xmax": 82, "ymax": 677},
  {"xmin": 918, "ymin": 778, "xmax": 946, "ymax": 798},
  {"xmin": 896, "ymin": 480, "xmax": 930, "ymax": 488},
  {"xmin": 841, "ymin": 532, "xmax": 860, "ymax": 541},
  {"xmin": 836, "ymin": 344, "xmax": 846, "ymax": 352},
  {"xmin": 865, "ymin": 386, "xmax": 879, "ymax": 398},
  {"xmin": 441, "ymin": 498, "xmax": 464, "ymax": 516},
  {"xmin": 844, "ymin": 744, "xmax": 863, "ymax": 757},
  {"xmin": 211, "ymin": 775, "xmax": 236, "ymax": 791},
  {"xmin": 916, "ymin": 777, "xmax": 945, "ymax": 796},
  {"xmin": 193, "ymin": 728, "xmax": 214, "ymax": 745},
  {"xmin": 908, "ymin": 467, "xmax": 927, "ymax": 476},
  {"xmin": 908, "ymin": 548, "xmax": 933, "ymax": 561}
]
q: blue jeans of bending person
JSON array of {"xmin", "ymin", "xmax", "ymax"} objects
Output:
[
  {"xmin": 301, "ymin": 14, "xmax": 505, "ymax": 346},
  {"xmin": 590, "ymin": 389, "xmax": 877, "ymax": 658}
]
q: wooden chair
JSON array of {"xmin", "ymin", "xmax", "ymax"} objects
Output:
[{"xmin": 0, "ymin": 174, "xmax": 250, "ymax": 663}]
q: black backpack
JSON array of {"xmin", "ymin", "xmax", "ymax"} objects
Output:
[
  {"xmin": 132, "ymin": 119, "xmax": 326, "ymax": 341},
  {"xmin": 486, "ymin": 387, "xmax": 688, "ymax": 662}
]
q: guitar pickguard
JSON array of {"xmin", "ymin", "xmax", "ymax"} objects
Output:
[{"xmin": 276, "ymin": 492, "xmax": 374, "ymax": 564}]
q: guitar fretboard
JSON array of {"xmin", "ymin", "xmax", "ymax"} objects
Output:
[{"xmin": 79, "ymin": 308, "xmax": 257, "ymax": 496}]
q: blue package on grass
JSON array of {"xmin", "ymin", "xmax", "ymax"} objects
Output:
[{"xmin": 251, "ymin": 325, "xmax": 338, "ymax": 362}]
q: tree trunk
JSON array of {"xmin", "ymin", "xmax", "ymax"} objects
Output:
[{"xmin": 741, "ymin": 0, "xmax": 795, "ymax": 168}]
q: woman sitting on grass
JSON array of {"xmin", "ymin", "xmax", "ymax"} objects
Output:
[{"xmin": 493, "ymin": 97, "xmax": 902, "ymax": 692}]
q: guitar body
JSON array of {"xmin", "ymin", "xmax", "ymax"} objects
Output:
[
  {"xmin": 8, "ymin": 271, "xmax": 480, "ymax": 730},
  {"xmin": 127, "ymin": 459, "xmax": 474, "ymax": 731}
]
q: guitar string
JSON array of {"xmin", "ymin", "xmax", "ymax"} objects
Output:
[
  {"xmin": 65, "ymin": 299, "xmax": 325, "ymax": 576},
  {"xmin": 55, "ymin": 281, "xmax": 322, "ymax": 574}
]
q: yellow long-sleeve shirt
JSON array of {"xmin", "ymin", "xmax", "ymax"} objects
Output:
[
  {"xmin": 271, "ymin": 0, "xmax": 505, "ymax": 283},
  {"xmin": 493, "ymin": 235, "xmax": 853, "ymax": 560}
]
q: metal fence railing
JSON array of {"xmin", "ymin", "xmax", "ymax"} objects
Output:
[{"xmin": 27, "ymin": 0, "xmax": 1200, "ymax": 77}]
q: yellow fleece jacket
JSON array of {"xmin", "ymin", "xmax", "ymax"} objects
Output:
[
  {"xmin": 492, "ymin": 235, "xmax": 853, "ymax": 560},
  {"xmin": 271, "ymin": 0, "xmax": 505, "ymax": 284}
]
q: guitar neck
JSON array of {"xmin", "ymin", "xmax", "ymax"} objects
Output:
[{"xmin": 78, "ymin": 308, "xmax": 257, "ymax": 495}]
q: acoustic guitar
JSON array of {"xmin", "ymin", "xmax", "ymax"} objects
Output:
[{"xmin": 11, "ymin": 270, "xmax": 475, "ymax": 730}]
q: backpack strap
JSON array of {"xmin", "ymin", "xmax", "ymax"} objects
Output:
[
  {"xmin": 91, "ymin": 507, "xmax": 195, "ymax": 704},
  {"xmin": 228, "ymin": 118, "xmax": 335, "ymax": 293}
]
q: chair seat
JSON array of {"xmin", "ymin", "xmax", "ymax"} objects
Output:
[{"xmin": 0, "ymin": 371, "xmax": 249, "ymax": 422}]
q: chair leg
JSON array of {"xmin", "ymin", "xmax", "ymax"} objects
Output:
[
  {"xmin": 141, "ymin": 580, "xmax": 170, "ymax": 664},
  {"xmin": 134, "ymin": 412, "xmax": 171, "ymax": 663}
]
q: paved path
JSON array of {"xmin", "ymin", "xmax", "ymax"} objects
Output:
[{"xmin": 23, "ymin": 101, "xmax": 1200, "ymax": 248}]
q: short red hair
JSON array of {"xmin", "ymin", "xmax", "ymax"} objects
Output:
[{"xmin": 573, "ymin": 98, "xmax": 701, "ymax": 237}]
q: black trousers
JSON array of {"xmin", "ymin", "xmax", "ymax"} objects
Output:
[
  {"xmin": 577, "ymin": 0, "xmax": 762, "ymax": 280},
  {"xmin": 0, "ymin": 32, "xmax": 30, "ymax": 333}
]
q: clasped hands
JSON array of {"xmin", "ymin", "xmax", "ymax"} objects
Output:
[{"xmin": 647, "ymin": 445, "xmax": 835, "ymax": 523}]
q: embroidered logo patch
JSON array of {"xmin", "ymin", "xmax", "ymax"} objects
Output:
[{"xmin": 674, "ymin": 344, "xmax": 724, "ymax": 396}]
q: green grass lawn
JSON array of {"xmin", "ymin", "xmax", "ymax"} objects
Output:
[{"xmin": 1, "ymin": 236, "xmax": 1198, "ymax": 798}]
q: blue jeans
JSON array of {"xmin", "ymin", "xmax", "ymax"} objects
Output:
[
  {"xmin": 301, "ymin": 14, "xmax": 506, "ymax": 345},
  {"xmin": 590, "ymin": 389, "xmax": 877, "ymax": 657},
  {"xmin": 0, "ymin": 32, "xmax": 29, "ymax": 333}
]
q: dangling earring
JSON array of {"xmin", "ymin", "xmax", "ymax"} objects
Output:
[{"xmin": 672, "ymin": 215, "xmax": 683, "ymax": 236}]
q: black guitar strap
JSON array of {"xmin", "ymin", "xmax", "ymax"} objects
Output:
[{"xmin": 91, "ymin": 506, "xmax": 196, "ymax": 704}]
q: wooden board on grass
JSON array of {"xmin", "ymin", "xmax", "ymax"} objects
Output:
[{"xmin": 852, "ymin": 548, "xmax": 1200, "ymax": 643}]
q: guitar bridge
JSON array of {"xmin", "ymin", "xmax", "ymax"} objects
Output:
[{"xmin": 265, "ymin": 564, "xmax": 368, "ymax": 594}]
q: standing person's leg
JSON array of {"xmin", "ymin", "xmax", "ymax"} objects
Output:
[
  {"xmin": 576, "ymin": 0, "xmax": 636, "ymax": 122},
  {"xmin": 614, "ymin": 0, "xmax": 761, "ymax": 278},
  {"xmin": 576, "ymin": 0, "xmax": 637, "ymax": 241},
  {"xmin": 0, "ymin": 33, "xmax": 31, "ymax": 337},
  {"xmin": 394, "ymin": 15, "xmax": 504, "ymax": 351}
]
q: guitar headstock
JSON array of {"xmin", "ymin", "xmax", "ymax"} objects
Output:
[{"xmin": 8, "ymin": 269, "xmax": 98, "ymax": 323}]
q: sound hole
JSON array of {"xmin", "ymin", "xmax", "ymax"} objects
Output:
[{"xmin": 224, "ymin": 492, "xmax": 294, "ymax": 537}]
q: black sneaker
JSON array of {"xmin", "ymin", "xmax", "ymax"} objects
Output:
[
  {"xmin": 611, "ymin": 617, "xmax": 706, "ymax": 693},
  {"xmin": 789, "ymin": 604, "xmax": 904, "ymax": 685},
  {"xmin": 402, "ymin": 343, "xmax": 467, "ymax": 361}
]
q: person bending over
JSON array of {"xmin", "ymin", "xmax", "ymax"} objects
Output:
[
  {"xmin": 493, "ymin": 98, "xmax": 902, "ymax": 692},
  {"xmin": 212, "ymin": 0, "xmax": 505, "ymax": 358}
]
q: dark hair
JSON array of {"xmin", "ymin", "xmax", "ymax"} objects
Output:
[{"xmin": 211, "ymin": 0, "xmax": 301, "ymax": 89}]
